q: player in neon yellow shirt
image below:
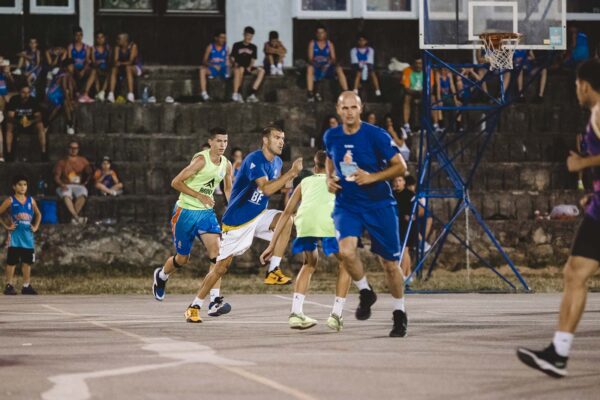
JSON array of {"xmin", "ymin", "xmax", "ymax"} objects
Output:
[
  {"xmin": 262, "ymin": 150, "xmax": 352, "ymax": 331},
  {"xmin": 152, "ymin": 127, "xmax": 234, "ymax": 320}
]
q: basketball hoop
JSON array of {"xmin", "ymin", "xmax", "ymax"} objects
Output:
[{"xmin": 479, "ymin": 32, "xmax": 522, "ymax": 71}]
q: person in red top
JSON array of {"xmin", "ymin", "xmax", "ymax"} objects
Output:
[
  {"xmin": 94, "ymin": 156, "xmax": 123, "ymax": 196},
  {"xmin": 53, "ymin": 140, "xmax": 92, "ymax": 224}
]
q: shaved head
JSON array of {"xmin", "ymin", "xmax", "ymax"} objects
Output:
[
  {"xmin": 336, "ymin": 91, "xmax": 363, "ymax": 131},
  {"xmin": 337, "ymin": 91, "xmax": 362, "ymax": 106}
]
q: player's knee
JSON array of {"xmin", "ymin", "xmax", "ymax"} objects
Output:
[
  {"xmin": 382, "ymin": 261, "xmax": 401, "ymax": 275},
  {"xmin": 338, "ymin": 245, "xmax": 355, "ymax": 262},
  {"xmin": 173, "ymin": 255, "xmax": 189, "ymax": 268},
  {"xmin": 563, "ymin": 262, "xmax": 585, "ymax": 287},
  {"xmin": 214, "ymin": 262, "xmax": 229, "ymax": 276}
]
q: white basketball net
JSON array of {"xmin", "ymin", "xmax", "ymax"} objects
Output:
[{"xmin": 480, "ymin": 33, "xmax": 522, "ymax": 71}]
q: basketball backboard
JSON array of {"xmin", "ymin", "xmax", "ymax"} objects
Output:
[{"xmin": 419, "ymin": 0, "xmax": 566, "ymax": 50}]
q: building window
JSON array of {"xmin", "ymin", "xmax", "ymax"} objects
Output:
[
  {"xmin": 99, "ymin": 0, "xmax": 154, "ymax": 13},
  {"xmin": 366, "ymin": 0, "xmax": 410, "ymax": 12},
  {"xmin": 29, "ymin": 0, "xmax": 75, "ymax": 14},
  {"xmin": 0, "ymin": 0, "xmax": 23, "ymax": 14},
  {"xmin": 166, "ymin": 0, "xmax": 219, "ymax": 13},
  {"xmin": 364, "ymin": 0, "xmax": 416, "ymax": 19},
  {"xmin": 295, "ymin": 0, "xmax": 352, "ymax": 19}
]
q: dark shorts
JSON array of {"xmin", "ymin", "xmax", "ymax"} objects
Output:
[
  {"xmin": 13, "ymin": 123, "xmax": 38, "ymax": 134},
  {"xmin": 571, "ymin": 215, "xmax": 600, "ymax": 263},
  {"xmin": 332, "ymin": 205, "xmax": 401, "ymax": 261},
  {"xmin": 7, "ymin": 247, "xmax": 35, "ymax": 265}
]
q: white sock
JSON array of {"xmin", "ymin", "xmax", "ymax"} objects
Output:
[
  {"xmin": 159, "ymin": 268, "xmax": 169, "ymax": 281},
  {"xmin": 553, "ymin": 331, "xmax": 574, "ymax": 357},
  {"xmin": 392, "ymin": 297, "xmax": 405, "ymax": 312},
  {"xmin": 22, "ymin": 283, "xmax": 30, "ymax": 288},
  {"xmin": 201, "ymin": 91, "xmax": 207, "ymax": 95},
  {"xmin": 277, "ymin": 63, "xmax": 283, "ymax": 69},
  {"xmin": 291, "ymin": 293, "xmax": 305, "ymax": 315},
  {"xmin": 210, "ymin": 288, "xmax": 220, "ymax": 303},
  {"xmin": 332, "ymin": 297, "xmax": 346, "ymax": 317},
  {"xmin": 353, "ymin": 276, "xmax": 370, "ymax": 291},
  {"xmin": 192, "ymin": 297, "xmax": 204, "ymax": 308},
  {"xmin": 268, "ymin": 256, "xmax": 282, "ymax": 272}
]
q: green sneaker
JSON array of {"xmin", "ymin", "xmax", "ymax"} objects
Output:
[
  {"xmin": 326, "ymin": 313, "xmax": 343, "ymax": 332},
  {"xmin": 288, "ymin": 313, "xmax": 317, "ymax": 330}
]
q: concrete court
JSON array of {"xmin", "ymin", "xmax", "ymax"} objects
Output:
[{"xmin": 1, "ymin": 293, "xmax": 599, "ymax": 400}]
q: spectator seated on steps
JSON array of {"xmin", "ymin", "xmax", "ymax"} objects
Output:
[
  {"xmin": 94, "ymin": 156, "xmax": 124, "ymax": 196},
  {"xmin": 53, "ymin": 140, "xmax": 92, "ymax": 225}
]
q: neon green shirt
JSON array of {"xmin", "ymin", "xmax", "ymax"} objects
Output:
[
  {"xmin": 176, "ymin": 149, "xmax": 228, "ymax": 210},
  {"xmin": 294, "ymin": 174, "xmax": 336, "ymax": 238}
]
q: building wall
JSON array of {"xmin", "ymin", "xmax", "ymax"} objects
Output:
[{"xmin": 226, "ymin": 0, "xmax": 293, "ymax": 66}]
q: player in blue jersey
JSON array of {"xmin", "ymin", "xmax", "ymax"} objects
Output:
[
  {"xmin": 199, "ymin": 30, "xmax": 230, "ymax": 102},
  {"xmin": 184, "ymin": 126, "xmax": 304, "ymax": 321},
  {"xmin": 0, "ymin": 175, "xmax": 41, "ymax": 295},
  {"xmin": 324, "ymin": 91, "xmax": 408, "ymax": 337}
]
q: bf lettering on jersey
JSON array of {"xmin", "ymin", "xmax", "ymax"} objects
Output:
[{"xmin": 250, "ymin": 190, "xmax": 264, "ymax": 205}]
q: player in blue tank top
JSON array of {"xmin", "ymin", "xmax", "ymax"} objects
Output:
[
  {"xmin": 80, "ymin": 31, "xmax": 111, "ymax": 103},
  {"xmin": 517, "ymin": 59, "xmax": 600, "ymax": 378},
  {"xmin": 0, "ymin": 175, "xmax": 41, "ymax": 295},
  {"xmin": 199, "ymin": 30, "xmax": 230, "ymax": 101},
  {"xmin": 187, "ymin": 126, "xmax": 304, "ymax": 320},
  {"xmin": 306, "ymin": 25, "xmax": 348, "ymax": 102},
  {"xmin": 67, "ymin": 26, "xmax": 91, "ymax": 88},
  {"xmin": 324, "ymin": 91, "xmax": 409, "ymax": 337}
]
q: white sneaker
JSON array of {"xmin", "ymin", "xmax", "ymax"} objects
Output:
[
  {"xmin": 270, "ymin": 65, "xmax": 278, "ymax": 75},
  {"xmin": 12, "ymin": 68, "xmax": 22, "ymax": 76},
  {"xmin": 375, "ymin": 89, "xmax": 382, "ymax": 97},
  {"xmin": 78, "ymin": 216, "xmax": 88, "ymax": 225},
  {"xmin": 201, "ymin": 92, "xmax": 210, "ymax": 101},
  {"xmin": 52, "ymin": 67, "xmax": 60, "ymax": 75},
  {"xmin": 107, "ymin": 92, "xmax": 115, "ymax": 103},
  {"xmin": 97, "ymin": 90, "xmax": 106, "ymax": 102},
  {"xmin": 165, "ymin": 96, "xmax": 175, "ymax": 103},
  {"xmin": 232, "ymin": 93, "xmax": 244, "ymax": 103},
  {"xmin": 66, "ymin": 125, "xmax": 75, "ymax": 135},
  {"xmin": 127, "ymin": 92, "xmax": 135, "ymax": 103},
  {"xmin": 424, "ymin": 241, "xmax": 432, "ymax": 253},
  {"xmin": 148, "ymin": 96, "xmax": 156, "ymax": 103},
  {"xmin": 276, "ymin": 64, "xmax": 284, "ymax": 75},
  {"xmin": 246, "ymin": 94, "xmax": 258, "ymax": 103}
]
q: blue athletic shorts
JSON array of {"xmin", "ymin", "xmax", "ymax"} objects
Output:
[
  {"xmin": 47, "ymin": 87, "xmax": 64, "ymax": 106},
  {"xmin": 332, "ymin": 205, "xmax": 401, "ymax": 261},
  {"xmin": 292, "ymin": 237, "xmax": 339, "ymax": 256},
  {"xmin": 170, "ymin": 206, "xmax": 221, "ymax": 256},
  {"xmin": 314, "ymin": 63, "xmax": 336, "ymax": 81},
  {"xmin": 209, "ymin": 65, "xmax": 228, "ymax": 79}
]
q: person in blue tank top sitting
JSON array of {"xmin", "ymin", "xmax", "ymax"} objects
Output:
[
  {"xmin": 107, "ymin": 33, "xmax": 141, "ymax": 104},
  {"xmin": 0, "ymin": 175, "xmax": 42, "ymax": 295},
  {"xmin": 350, "ymin": 33, "xmax": 381, "ymax": 98},
  {"xmin": 66, "ymin": 26, "xmax": 91, "ymax": 92},
  {"xmin": 199, "ymin": 30, "xmax": 230, "ymax": 102},
  {"xmin": 306, "ymin": 25, "xmax": 349, "ymax": 103},
  {"xmin": 79, "ymin": 31, "xmax": 111, "ymax": 103}
]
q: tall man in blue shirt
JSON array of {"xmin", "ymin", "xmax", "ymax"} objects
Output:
[{"xmin": 324, "ymin": 91, "xmax": 408, "ymax": 337}]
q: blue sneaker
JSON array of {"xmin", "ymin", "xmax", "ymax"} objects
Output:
[
  {"xmin": 208, "ymin": 296, "xmax": 231, "ymax": 316},
  {"xmin": 152, "ymin": 267, "xmax": 167, "ymax": 301}
]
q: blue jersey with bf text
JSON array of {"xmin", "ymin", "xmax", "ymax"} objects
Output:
[
  {"xmin": 8, "ymin": 196, "xmax": 35, "ymax": 249},
  {"xmin": 324, "ymin": 122, "xmax": 399, "ymax": 213},
  {"xmin": 222, "ymin": 150, "xmax": 283, "ymax": 228}
]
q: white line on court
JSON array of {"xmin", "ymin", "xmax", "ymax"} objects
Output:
[
  {"xmin": 273, "ymin": 294, "xmax": 332, "ymax": 309},
  {"xmin": 40, "ymin": 304, "xmax": 320, "ymax": 400}
]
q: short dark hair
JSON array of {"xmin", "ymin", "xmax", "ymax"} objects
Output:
[
  {"xmin": 95, "ymin": 30, "xmax": 105, "ymax": 36},
  {"xmin": 12, "ymin": 175, "xmax": 28, "ymax": 186},
  {"xmin": 262, "ymin": 126, "xmax": 281, "ymax": 138},
  {"xmin": 231, "ymin": 147, "xmax": 242, "ymax": 155},
  {"xmin": 357, "ymin": 32, "xmax": 368, "ymax": 41},
  {"xmin": 316, "ymin": 24, "xmax": 327, "ymax": 32},
  {"xmin": 201, "ymin": 142, "xmax": 210, "ymax": 149},
  {"xmin": 405, "ymin": 175, "xmax": 417, "ymax": 187},
  {"xmin": 244, "ymin": 26, "xmax": 255, "ymax": 35},
  {"xmin": 73, "ymin": 26, "xmax": 83, "ymax": 35},
  {"xmin": 315, "ymin": 150, "xmax": 327, "ymax": 169},
  {"xmin": 69, "ymin": 139, "xmax": 79, "ymax": 147},
  {"xmin": 214, "ymin": 29, "xmax": 225, "ymax": 38},
  {"xmin": 269, "ymin": 31, "xmax": 279, "ymax": 40},
  {"xmin": 577, "ymin": 58, "xmax": 600, "ymax": 92},
  {"xmin": 209, "ymin": 127, "xmax": 227, "ymax": 138}
]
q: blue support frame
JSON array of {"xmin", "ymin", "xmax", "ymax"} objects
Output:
[{"xmin": 402, "ymin": 49, "xmax": 548, "ymax": 292}]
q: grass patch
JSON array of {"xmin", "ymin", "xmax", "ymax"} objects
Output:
[{"xmin": 12, "ymin": 265, "xmax": 600, "ymax": 295}]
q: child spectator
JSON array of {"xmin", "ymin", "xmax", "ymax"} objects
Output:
[
  {"xmin": 14, "ymin": 38, "xmax": 42, "ymax": 95},
  {"xmin": 47, "ymin": 58, "xmax": 77, "ymax": 135},
  {"xmin": 350, "ymin": 33, "xmax": 381, "ymax": 97},
  {"xmin": 0, "ymin": 56, "xmax": 15, "ymax": 162},
  {"xmin": 230, "ymin": 147, "xmax": 244, "ymax": 178},
  {"xmin": 199, "ymin": 30, "xmax": 230, "ymax": 102},
  {"xmin": 565, "ymin": 26, "xmax": 590, "ymax": 69},
  {"xmin": 45, "ymin": 45, "xmax": 67, "ymax": 73},
  {"xmin": 402, "ymin": 56, "xmax": 439, "ymax": 133},
  {"xmin": 0, "ymin": 175, "xmax": 41, "ymax": 295},
  {"xmin": 108, "ymin": 33, "xmax": 141, "ymax": 103},
  {"xmin": 230, "ymin": 26, "xmax": 265, "ymax": 103},
  {"xmin": 318, "ymin": 114, "xmax": 338, "ymax": 149},
  {"xmin": 53, "ymin": 140, "xmax": 92, "ymax": 224},
  {"xmin": 365, "ymin": 111, "xmax": 377, "ymax": 125},
  {"xmin": 436, "ymin": 67, "xmax": 461, "ymax": 131},
  {"xmin": 5, "ymin": 85, "xmax": 48, "ymax": 161},
  {"xmin": 263, "ymin": 31, "xmax": 286, "ymax": 76},
  {"xmin": 79, "ymin": 31, "xmax": 111, "ymax": 103},
  {"xmin": 66, "ymin": 26, "xmax": 91, "ymax": 90},
  {"xmin": 306, "ymin": 25, "xmax": 348, "ymax": 102},
  {"xmin": 384, "ymin": 113, "xmax": 410, "ymax": 162},
  {"xmin": 94, "ymin": 156, "xmax": 123, "ymax": 196}
]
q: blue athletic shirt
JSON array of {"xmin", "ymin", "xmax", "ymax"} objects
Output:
[
  {"xmin": 324, "ymin": 122, "xmax": 399, "ymax": 213},
  {"xmin": 8, "ymin": 196, "xmax": 35, "ymax": 249},
  {"xmin": 208, "ymin": 43, "xmax": 228, "ymax": 68},
  {"xmin": 222, "ymin": 149, "xmax": 283, "ymax": 228}
]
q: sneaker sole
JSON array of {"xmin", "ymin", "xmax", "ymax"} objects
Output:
[
  {"xmin": 289, "ymin": 322, "xmax": 317, "ymax": 330},
  {"xmin": 389, "ymin": 330, "xmax": 407, "ymax": 338},
  {"xmin": 264, "ymin": 280, "xmax": 293, "ymax": 285},
  {"xmin": 152, "ymin": 267, "xmax": 165, "ymax": 301},
  {"xmin": 208, "ymin": 303, "xmax": 231, "ymax": 317},
  {"xmin": 516, "ymin": 348, "xmax": 567, "ymax": 378},
  {"xmin": 326, "ymin": 321, "xmax": 342, "ymax": 332},
  {"xmin": 186, "ymin": 318, "xmax": 202, "ymax": 323}
]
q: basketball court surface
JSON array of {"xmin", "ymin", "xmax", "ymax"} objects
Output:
[{"xmin": 2, "ymin": 293, "xmax": 599, "ymax": 399}]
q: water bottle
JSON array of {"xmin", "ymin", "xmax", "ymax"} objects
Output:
[
  {"xmin": 361, "ymin": 64, "xmax": 368, "ymax": 81},
  {"xmin": 142, "ymin": 86, "xmax": 149, "ymax": 104},
  {"xmin": 37, "ymin": 178, "xmax": 47, "ymax": 198},
  {"xmin": 310, "ymin": 137, "xmax": 315, "ymax": 148}
]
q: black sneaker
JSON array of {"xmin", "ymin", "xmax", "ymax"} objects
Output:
[
  {"xmin": 355, "ymin": 286, "xmax": 377, "ymax": 320},
  {"xmin": 516, "ymin": 343, "xmax": 568, "ymax": 378},
  {"xmin": 3, "ymin": 284, "xmax": 17, "ymax": 295},
  {"xmin": 152, "ymin": 267, "xmax": 167, "ymax": 301},
  {"xmin": 389, "ymin": 310, "xmax": 408, "ymax": 337},
  {"xmin": 208, "ymin": 296, "xmax": 232, "ymax": 317},
  {"xmin": 21, "ymin": 285, "xmax": 38, "ymax": 295}
]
